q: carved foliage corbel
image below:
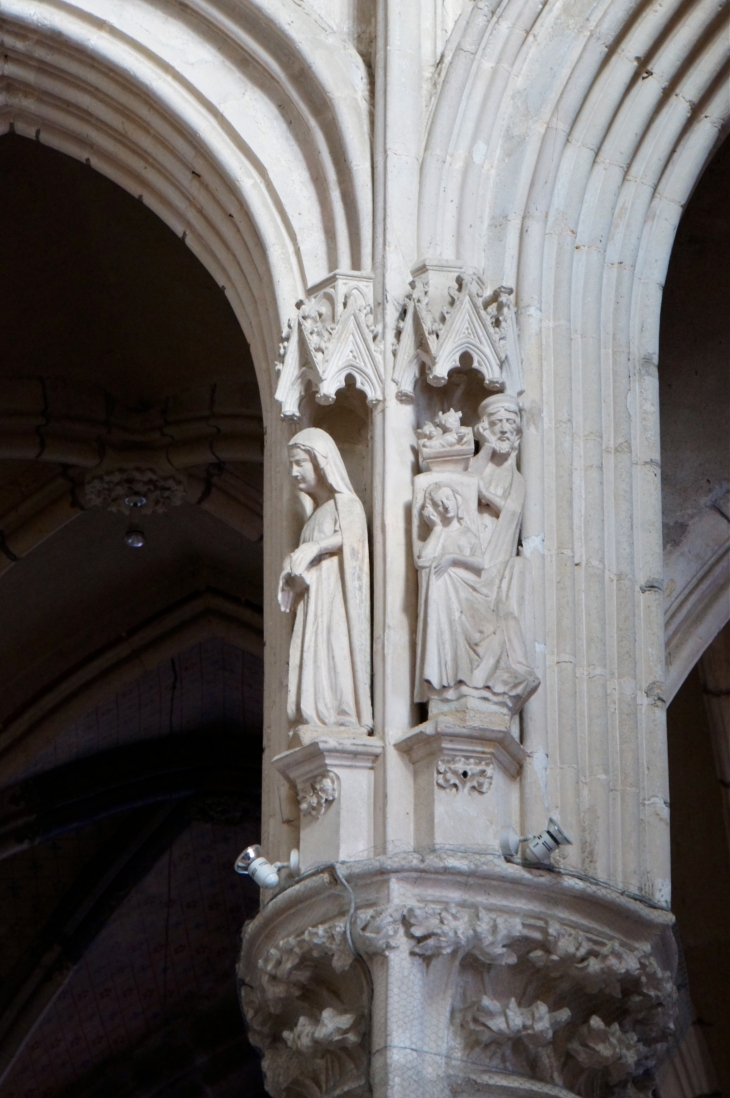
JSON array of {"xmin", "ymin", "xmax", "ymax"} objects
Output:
[
  {"xmin": 356, "ymin": 903, "xmax": 675, "ymax": 1096},
  {"xmin": 393, "ymin": 266, "xmax": 523, "ymax": 401},
  {"xmin": 240, "ymin": 902, "xmax": 675, "ymax": 1098},
  {"xmin": 275, "ymin": 273, "xmax": 383, "ymax": 420},
  {"xmin": 238, "ymin": 917, "xmax": 369, "ymax": 1098},
  {"xmin": 436, "ymin": 756, "xmax": 494, "ymax": 795}
]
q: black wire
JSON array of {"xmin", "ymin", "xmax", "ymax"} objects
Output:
[{"xmin": 332, "ymin": 864, "xmax": 374, "ymax": 1096}]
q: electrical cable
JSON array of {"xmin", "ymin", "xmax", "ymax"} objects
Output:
[{"xmin": 332, "ymin": 863, "xmax": 374, "ymax": 1097}]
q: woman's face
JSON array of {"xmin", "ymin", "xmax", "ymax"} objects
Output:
[
  {"xmin": 289, "ymin": 447, "xmax": 320, "ymax": 496},
  {"xmin": 433, "ymin": 488, "xmax": 458, "ymax": 522}
]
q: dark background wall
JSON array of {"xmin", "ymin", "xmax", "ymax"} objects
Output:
[
  {"xmin": 0, "ymin": 134, "xmax": 267, "ymax": 1098},
  {"xmin": 660, "ymin": 133, "xmax": 730, "ymax": 1089},
  {"xmin": 0, "ymin": 132, "xmax": 256, "ymax": 409}
]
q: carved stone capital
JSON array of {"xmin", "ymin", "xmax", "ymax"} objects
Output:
[
  {"xmin": 275, "ymin": 272, "xmax": 383, "ymax": 419},
  {"xmin": 393, "ymin": 261, "xmax": 523, "ymax": 401},
  {"xmin": 238, "ymin": 912, "xmax": 369, "ymax": 1098},
  {"xmin": 238, "ymin": 856, "xmax": 676, "ymax": 1098},
  {"xmin": 401, "ymin": 697, "xmax": 525, "ymax": 776}
]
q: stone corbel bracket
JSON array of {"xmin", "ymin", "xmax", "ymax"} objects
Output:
[
  {"xmin": 273, "ymin": 732, "xmax": 383, "ymax": 871},
  {"xmin": 397, "ymin": 699, "xmax": 526, "ymax": 853},
  {"xmin": 393, "ymin": 260, "xmax": 523, "ymax": 401},
  {"xmin": 238, "ymin": 855, "xmax": 677, "ymax": 1098},
  {"xmin": 275, "ymin": 271, "xmax": 383, "ymax": 420}
]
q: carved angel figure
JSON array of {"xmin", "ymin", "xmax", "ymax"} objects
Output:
[{"xmin": 279, "ymin": 428, "xmax": 372, "ymax": 731}]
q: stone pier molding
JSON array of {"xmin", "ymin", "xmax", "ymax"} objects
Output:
[{"xmin": 237, "ymin": 855, "xmax": 677, "ymax": 1098}]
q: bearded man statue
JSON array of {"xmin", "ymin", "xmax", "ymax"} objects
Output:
[
  {"xmin": 470, "ymin": 392, "xmax": 526, "ymax": 565},
  {"xmin": 462, "ymin": 392, "xmax": 539, "ymax": 714}
]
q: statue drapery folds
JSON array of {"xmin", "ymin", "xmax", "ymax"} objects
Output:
[
  {"xmin": 279, "ymin": 428, "xmax": 372, "ymax": 732},
  {"xmin": 413, "ymin": 397, "xmax": 539, "ymax": 717},
  {"xmin": 277, "ymin": 399, "xmax": 537, "ymax": 735}
]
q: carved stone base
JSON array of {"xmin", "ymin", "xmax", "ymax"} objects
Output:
[
  {"xmin": 273, "ymin": 733, "xmax": 383, "ymax": 870},
  {"xmin": 396, "ymin": 701, "xmax": 525, "ymax": 852},
  {"xmin": 238, "ymin": 854, "xmax": 676, "ymax": 1098}
]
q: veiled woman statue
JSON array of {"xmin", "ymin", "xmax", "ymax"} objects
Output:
[{"xmin": 278, "ymin": 428, "xmax": 372, "ymax": 732}]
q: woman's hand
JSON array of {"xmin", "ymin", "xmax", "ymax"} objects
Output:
[
  {"xmin": 278, "ymin": 546, "xmax": 317, "ymax": 612},
  {"xmin": 433, "ymin": 553, "xmax": 484, "ymax": 579},
  {"xmin": 289, "ymin": 541, "xmax": 321, "ymax": 577},
  {"xmin": 278, "ymin": 582, "xmax": 295, "ymax": 613},
  {"xmin": 433, "ymin": 554, "xmax": 456, "ymax": 579}
]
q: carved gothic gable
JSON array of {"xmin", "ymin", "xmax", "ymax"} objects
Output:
[
  {"xmin": 275, "ymin": 273, "xmax": 383, "ymax": 420},
  {"xmin": 393, "ymin": 267, "xmax": 524, "ymax": 401}
]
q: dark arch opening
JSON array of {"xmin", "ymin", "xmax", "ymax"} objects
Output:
[
  {"xmin": 0, "ymin": 132, "xmax": 257, "ymax": 407},
  {"xmin": 0, "ymin": 135, "xmax": 266, "ymax": 1097},
  {"xmin": 660, "ymin": 134, "xmax": 730, "ymax": 1091}
]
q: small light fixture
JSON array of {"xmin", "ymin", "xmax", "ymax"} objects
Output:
[
  {"xmin": 124, "ymin": 528, "xmax": 146, "ymax": 549},
  {"xmin": 234, "ymin": 845, "xmax": 300, "ymax": 889},
  {"xmin": 123, "ymin": 492, "xmax": 148, "ymax": 508},
  {"xmin": 499, "ymin": 817, "xmax": 572, "ymax": 867}
]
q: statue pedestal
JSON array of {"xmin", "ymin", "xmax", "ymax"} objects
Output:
[
  {"xmin": 273, "ymin": 732, "xmax": 382, "ymax": 871},
  {"xmin": 396, "ymin": 698, "xmax": 525, "ymax": 853}
]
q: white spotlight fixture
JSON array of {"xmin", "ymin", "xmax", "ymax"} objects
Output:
[
  {"xmin": 234, "ymin": 845, "xmax": 300, "ymax": 889},
  {"xmin": 499, "ymin": 817, "xmax": 573, "ymax": 867}
]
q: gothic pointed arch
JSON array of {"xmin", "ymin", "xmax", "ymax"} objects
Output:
[{"xmin": 0, "ymin": 0, "xmax": 373, "ymax": 404}]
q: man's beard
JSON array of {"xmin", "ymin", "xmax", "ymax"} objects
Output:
[{"xmin": 486, "ymin": 433, "xmax": 515, "ymax": 454}]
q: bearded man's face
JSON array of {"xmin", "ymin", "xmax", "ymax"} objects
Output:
[{"xmin": 479, "ymin": 409, "xmax": 521, "ymax": 453}]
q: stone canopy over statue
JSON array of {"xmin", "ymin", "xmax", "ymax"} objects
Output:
[
  {"xmin": 279, "ymin": 428, "xmax": 372, "ymax": 734},
  {"xmin": 412, "ymin": 396, "xmax": 539, "ymax": 718}
]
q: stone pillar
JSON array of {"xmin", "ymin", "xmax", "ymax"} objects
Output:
[
  {"xmin": 699, "ymin": 623, "xmax": 730, "ymax": 850},
  {"xmin": 241, "ymin": 1, "xmax": 678, "ymax": 1095}
]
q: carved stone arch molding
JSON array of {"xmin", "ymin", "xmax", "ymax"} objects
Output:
[
  {"xmin": 0, "ymin": 0, "xmax": 373, "ymax": 407},
  {"xmin": 664, "ymin": 516, "xmax": 730, "ymax": 705},
  {"xmin": 419, "ymin": 0, "xmax": 730, "ymax": 901}
]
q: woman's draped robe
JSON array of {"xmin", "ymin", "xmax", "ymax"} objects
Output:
[
  {"xmin": 415, "ymin": 466, "xmax": 539, "ymax": 714},
  {"xmin": 285, "ymin": 495, "xmax": 372, "ymax": 730}
]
